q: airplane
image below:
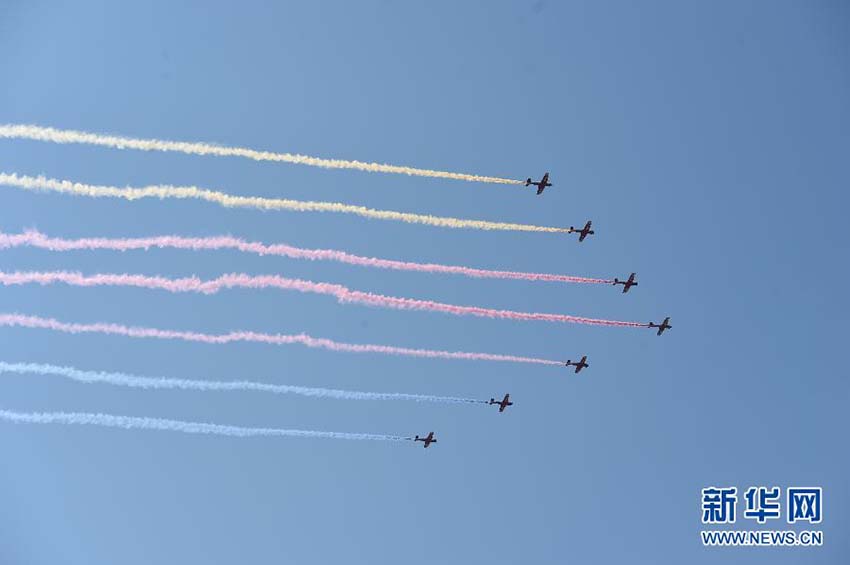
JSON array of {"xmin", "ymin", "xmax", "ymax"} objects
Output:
[
  {"xmin": 414, "ymin": 432, "xmax": 437, "ymax": 448},
  {"xmin": 613, "ymin": 273, "xmax": 638, "ymax": 293},
  {"xmin": 569, "ymin": 221, "xmax": 595, "ymax": 242},
  {"xmin": 648, "ymin": 317, "xmax": 672, "ymax": 336},
  {"xmin": 525, "ymin": 172, "xmax": 552, "ymax": 195},
  {"xmin": 489, "ymin": 393, "xmax": 513, "ymax": 413},
  {"xmin": 565, "ymin": 355, "xmax": 589, "ymax": 374}
]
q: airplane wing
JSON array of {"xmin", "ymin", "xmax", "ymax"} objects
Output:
[{"xmin": 536, "ymin": 185, "xmax": 544, "ymax": 195}]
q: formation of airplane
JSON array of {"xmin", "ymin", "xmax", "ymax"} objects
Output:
[
  {"xmin": 525, "ymin": 172, "xmax": 552, "ymax": 195},
  {"xmin": 414, "ymin": 432, "xmax": 437, "ymax": 448},
  {"xmin": 569, "ymin": 220, "xmax": 594, "ymax": 242},
  {"xmin": 489, "ymin": 393, "xmax": 513, "ymax": 413},
  {"xmin": 411, "ymin": 174, "xmax": 672, "ymax": 448},
  {"xmin": 648, "ymin": 317, "xmax": 672, "ymax": 336},
  {"xmin": 613, "ymin": 273, "xmax": 638, "ymax": 293},
  {"xmin": 565, "ymin": 355, "xmax": 589, "ymax": 374}
]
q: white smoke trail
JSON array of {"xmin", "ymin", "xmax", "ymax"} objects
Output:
[
  {"xmin": 0, "ymin": 173, "xmax": 569, "ymax": 234},
  {"xmin": 0, "ymin": 124, "xmax": 523, "ymax": 185},
  {"xmin": 0, "ymin": 408, "xmax": 411, "ymax": 442},
  {"xmin": 0, "ymin": 361, "xmax": 486, "ymax": 405}
]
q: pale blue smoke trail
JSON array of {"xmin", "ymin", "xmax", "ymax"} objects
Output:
[
  {"xmin": 0, "ymin": 361, "xmax": 487, "ymax": 405},
  {"xmin": 0, "ymin": 408, "xmax": 411, "ymax": 442}
]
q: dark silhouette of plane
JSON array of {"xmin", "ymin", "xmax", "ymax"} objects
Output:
[
  {"xmin": 613, "ymin": 273, "xmax": 638, "ymax": 293},
  {"xmin": 565, "ymin": 355, "xmax": 589, "ymax": 374},
  {"xmin": 648, "ymin": 317, "xmax": 672, "ymax": 336},
  {"xmin": 525, "ymin": 172, "xmax": 552, "ymax": 195},
  {"xmin": 489, "ymin": 393, "xmax": 513, "ymax": 413},
  {"xmin": 414, "ymin": 432, "xmax": 437, "ymax": 448},
  {"xmin": 569, "ymin": 221, "xmax": 594, "ymax": 242}
]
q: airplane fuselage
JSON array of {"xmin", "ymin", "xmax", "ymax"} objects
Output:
[
  {"xmin": 566, "ymin": 356, "xmax": 589, "ymax": 373},
  {"xmin": 490, "ymin": 395, "xmax": 512, "ymax": 412},
  {"xmin": 649, "ymin": 318, "xmax": 672, "ymax": 335},
  {"xmin": 415, "ymin": 433, "xmax": 436, "ymax": 447},
  {"xmin": 526, "ymin": 173, "xmax": 551, "ymax": 194},
  {"xmin": 570, "ymin": 221, "xmax": 594, "ymax": 242}
]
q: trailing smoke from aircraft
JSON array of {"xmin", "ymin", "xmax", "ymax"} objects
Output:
[
  {"xmin": 0, "ymin": 124, "xmax": 523, "ymax": 185},
  {"xmin": 0, "ymin": 361, "xmax": 488, "ymax": 405},
  {"xmin": 0, "ymin": 313, "xmax": 565, "ymax": 365},
  {"xmin": 0, "ymin": 173, "xmax": 567, "ymax": 234},
  {"xmin": 0, "ymin": 230, "xmax": 612, "ymax": 285},
  {"xmin": 0, "ymin": 270, "xmax": 646, "ymax": 327},
  {"xmin": 0, "ymin": 408, "xmax": 412, "ymax": 442}
]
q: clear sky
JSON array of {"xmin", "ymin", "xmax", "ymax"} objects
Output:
[{"xmin": 1, "ymin": 1, "xmax": 847, "ymax": 563}]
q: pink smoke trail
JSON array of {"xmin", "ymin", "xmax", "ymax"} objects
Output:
[
  {"xmin": 0, "ymin": 271, "xmax": 646, "ymax": 328},
  {"xmin": 0, "ymin": 229, "xmax": 611, "ymax": 284},
  {"xmin": 0, "ymin": 313, "xmax": 565, "ymax": 366}
]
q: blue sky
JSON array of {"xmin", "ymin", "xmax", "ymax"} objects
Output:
[{"xmin": 1, "ymin": 1, "xmax": 848, "ymax": 563}]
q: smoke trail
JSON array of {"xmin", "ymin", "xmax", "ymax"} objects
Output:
[
  {"xmin": 0, "ymin": 361, "xmax": 487, "ymax": 405},
  {"xmin": 0, "ymin": 124, "xmax": 523, "ymax": 185},
  {"xmin": 0, "ymin": 229, "xmax": 611, "ymax": 285},
  {"xmin": 0, "ymin": 408, "xmax": 411, "ymax": 442},
  {"xmin": 0, "ymin": 313, "xmax": 565, "ymax": 366},
  {"xmin": 0, "ymin": 173, "xmax": 566, "ymax": 234},
  {"xmin": 0, "ymin": 270, "xmax": 644, "ymax": 327}
]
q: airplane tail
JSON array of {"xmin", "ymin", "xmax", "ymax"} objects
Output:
[{"xmin": 525, "ymin": 178, "xmax": 532, "ymax": 186}]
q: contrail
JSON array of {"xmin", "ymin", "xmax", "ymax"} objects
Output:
[
  {"xmin": 0, "ymin": 313, "xmax": 565, "ymax": 366},
  {"xmin": 0, "ymin": 124, "xmax": 523, "ymax": 185},
  {"xmin": 0, "ymin": 361, "xmax": 487, "ymax": 405},
  {"xmin": 0, "ymin": 408, "xmax": 411, "ymax": 443},
  {"xmin": 0, "ymin": 270, "xmax": 645, "ymax": 327},
  {"xmin": 0, "ymin": 173, "xmax": 567, "ymax": 234},
  {"xmin": 0, "ymin": 229, "xmax": 611, "ymax": 285}
]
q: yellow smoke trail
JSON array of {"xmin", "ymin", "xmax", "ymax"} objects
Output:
[
  {"xmin": 0, "ymin": 124, "xmax": 524, "ymax": 185},
  {"xmin": 0, "ymin": 173, "xmax": 569, "ymax": 234}
]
